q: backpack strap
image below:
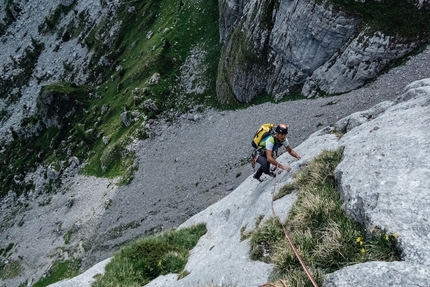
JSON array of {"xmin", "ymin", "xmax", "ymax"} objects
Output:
[
  {"xmin": 256, "ymin": 134, "xmax": 272, "ymax": 153},
  {"xmin": 258, "ymin": 135, "xmax": 283, "ymax": 155},
  {"xmin": 273, "ymin": 140, "xmax": 284, "ymax": 151}
]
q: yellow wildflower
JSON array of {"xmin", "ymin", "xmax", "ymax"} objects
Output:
[
  {"xmin": 385, "ymin": 234, "xmax": 389, "ymax": 240},
  {"xmin": 361, "ymin": 248, "xmax": 365, "ymax": 253},
  {"xmin": 392, "ymin": 233, "xmax": 398, "ymax": 238},
  {"xmin": 356, "ymin": 237, "xmax": 361, "ymax": 243},
  {"xmin": 360, "ymin": 241, "xmax": 363, "ymax": 246}
]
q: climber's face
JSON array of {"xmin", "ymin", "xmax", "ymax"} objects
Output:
[{"xmin": 275, "ymin": 132, "xmax": 286, "ymax": 142}]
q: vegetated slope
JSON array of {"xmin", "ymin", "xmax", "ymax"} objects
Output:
[{"xmin": 0, "ymin": 0, "xmax": 221, "ymax": 200}]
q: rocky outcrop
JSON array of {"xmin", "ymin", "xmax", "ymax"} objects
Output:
[
  {"xmin": 0, "ymin": 0, "xmax": 117, "ymax": 142},
  {"xmin": 218, "ymin": 0, "xmax": 247, "ymax": 43},
  {"xmin": 50, "ymin": 78, "xmax": 430, "ymax": 286},
  {"xmin": 302, "ymin": 31, "xmax": 414, "ymax": 97},
  {"xmin": 323, "ymin": 79, "xmax": 430, "ymax": 286},
  {"xmin": 217, "ymin": 0, "xmax": 422, "ymax": 103}
]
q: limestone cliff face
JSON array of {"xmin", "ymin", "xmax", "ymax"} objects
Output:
[{"xmin": 217, "ymin": 0, "xmax": 421, "ymax": 103}]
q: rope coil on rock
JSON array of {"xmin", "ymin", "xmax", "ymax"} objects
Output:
[{"xmin": 259, "ymin": 165, "xmax": 319, "ymax": 287}]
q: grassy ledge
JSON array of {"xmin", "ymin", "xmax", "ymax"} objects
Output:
[
  {"xmin": 32, "ymin": 259, "xmax": 82, "ymax": 287},
  {"xmin": 92, "ymin": 223, "xmax": 207, "ymax": 287},
  {"xmin": 248, "ymin": 148, "xmax": 401, "ymax": 287}
]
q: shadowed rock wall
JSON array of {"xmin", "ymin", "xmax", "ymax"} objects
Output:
[{"xmin": 217, "ymin": 0, "xmax": 420, "ymax": 103}]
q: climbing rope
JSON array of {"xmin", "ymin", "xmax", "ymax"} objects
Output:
[{"xmin": 259, "ymin": 165, "xmax": 319, "ymax": 287}]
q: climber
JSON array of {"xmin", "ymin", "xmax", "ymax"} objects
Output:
[{"xmin": 252, "ymin": 123, "xmax": 301, "ymax": 182}]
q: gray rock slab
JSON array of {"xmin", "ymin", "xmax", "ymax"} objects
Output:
[
  {"xmin": 48, "ymin": 258, "xmax": 111, "ymax": 287},
  {"xmin": 336, "ymin": 81, "xmax": 430, "ymax": 264},
  {"xmin": 329, "ymin": 79, "xmax": 430, "ymax": 285},
  {"xmin": 323, "ymin": 261, "xmax": 430, "ymax": 287}
]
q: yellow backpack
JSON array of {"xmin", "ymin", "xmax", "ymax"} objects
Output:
[{"xmin": 251, "ymin": 123, "xmax": 276, "ymax": 148}]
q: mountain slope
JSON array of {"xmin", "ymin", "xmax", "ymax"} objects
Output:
[
  {"xmin": 48, "ymin": 78, "xmax": 430, "ymax": 287},
  {"xmin": 1, "ymin": 0, "xmax": 430, "ymax": 285}
]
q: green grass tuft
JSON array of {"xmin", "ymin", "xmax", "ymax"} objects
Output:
[
  {"xmin": 93, "ymin": 223, "xmax": 207, "ymax": 287},
  {"xmin": 0, "ymin": 259, "xmax": 21, "ymax": 280},
  {"xmin": 32, "ymin": 259, "xmax": 81, "ymax": 287},
  {"xmin": 274, "ymin": 182, "xmax": 297, "ymax": 200}
]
